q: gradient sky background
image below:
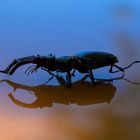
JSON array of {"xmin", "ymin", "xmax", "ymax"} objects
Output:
[
  {"xmin": 0, "ymin": 1, "xmax": 140, "ymax": 140},
  {"xmin": 0, "ymin": 0, "xmax": 140, "ymax": 56},
  {"xmin": 0, "ymin": 0, "xmax": 140, "ymax": 85}
]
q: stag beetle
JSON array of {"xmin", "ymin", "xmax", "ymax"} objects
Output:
[{"xmin": 0, "ymin": 51, "xmax": 139, "ymax": 87}]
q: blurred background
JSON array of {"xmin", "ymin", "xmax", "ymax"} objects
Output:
[{"xmin": 0, "ymin": 0, "xmax": 140, "ymax": 140}]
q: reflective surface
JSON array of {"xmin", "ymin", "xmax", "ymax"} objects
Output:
[{"xmin": 0, "ymin": 1, "xmax": 140, "ymax": 140}]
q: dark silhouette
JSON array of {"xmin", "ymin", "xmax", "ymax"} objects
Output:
[
  {"xmin": 0, "ymin": 79, "xmax": 116, "ymax": 109},
  {"xmin": 0, "ymin": 51, "xmax": 130, "ymax": 87}
]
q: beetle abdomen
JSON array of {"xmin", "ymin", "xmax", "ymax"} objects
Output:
[{"xmin": 75, "ymin": 51, "xmax": 118, "ymax": 70}]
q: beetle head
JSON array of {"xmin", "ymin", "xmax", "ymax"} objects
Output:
[{"xmin": 35, "ymin": 54, "xmax": 55, "ymax": 67}]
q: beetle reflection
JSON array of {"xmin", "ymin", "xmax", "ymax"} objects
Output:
[{"xmin": 1, "ymin": 79, "xmax": 116, "ymax": 108}]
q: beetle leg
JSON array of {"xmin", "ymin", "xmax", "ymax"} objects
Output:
[
  {"xmin": 109, "ymin": 65, "xmax": 119, "ymax": 73},
  {"xmin": 109, "ymin": 65, "xmax": 124, "ymax": 73},
  {"xmin": 79, "ymin": 75, "xmax": 89, "ymax": 82},
  {"xmin": 88, "ymin": 70, "xmax": 95, "ymax": 85},
  {"xmin": 44, "ymin": 76, "xmax": 54, "ymax": 85},
  {"xmin": 109, "ymin": 65, "xmax": 113, "ymax": 73},
  {"xmin": 55, "ymin": 76, "xmax": 66, "ymax": 86},
  {"xmin": 114, "ymin": 65, "xmax": 124, "ymax": 72},
  {"xmin": 66, "ymin": 71, "xmax": 72, "ymax": 88},
  {"xmin": 77, "ymin": 71, "xmax": 95, "ymax": 84},
  {"xmin": 55, "ymin": 71, "xmax": 66, "ymax": 86},
  {"xmin": 42, "ymin": 68, "xmax": 66, "ymax": 86},
  {"xmin": 110, "ymin": 61, "xmax": 140, "ymax": 73},
  {"xmin": 71, "ymin": 69, "xmax": 75, "ymax": 77}
]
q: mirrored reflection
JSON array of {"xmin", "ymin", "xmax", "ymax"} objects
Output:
[{"xmin": 1, "ymin": 79, "xmax": 116, "ymax": 109}]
